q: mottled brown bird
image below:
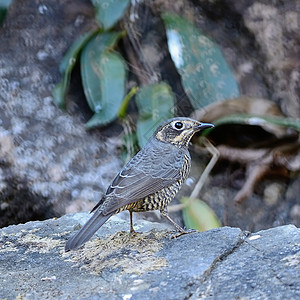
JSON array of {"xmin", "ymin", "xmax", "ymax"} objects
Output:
[{"xmin": 65, "ymin": 117, "xmax": 214, "ymax": 251}]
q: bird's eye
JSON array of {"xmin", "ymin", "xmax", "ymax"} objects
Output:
[{"xmin": 173, "ymin": 121, "xmax": 184, "ymax": 130}]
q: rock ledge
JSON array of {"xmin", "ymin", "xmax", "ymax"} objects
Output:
[{"xmin": 0, "ymin": 213, "xmax": 299, "ymax": 299}]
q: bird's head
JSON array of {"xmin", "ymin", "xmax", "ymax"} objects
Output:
[{"xmin": 154, "ymin": 117, "xmax": 214, "ymax": 147}]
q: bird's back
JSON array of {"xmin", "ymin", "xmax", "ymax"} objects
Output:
[
  {"xmin": 99, "ymin": 137, "xmax": 191, "ymax": 215},
  {"xmin": 122, "ymin": 151, "xmax": 191, "ymax": 212}
]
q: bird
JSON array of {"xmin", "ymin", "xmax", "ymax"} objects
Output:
[{"xmin": 65, "ymin": 117, "xmax": 214, "ymax": 251}]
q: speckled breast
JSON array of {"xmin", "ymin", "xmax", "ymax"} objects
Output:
[{"xmin": 119, "ymin": 154, "xmax": 191, "ymax": 213}]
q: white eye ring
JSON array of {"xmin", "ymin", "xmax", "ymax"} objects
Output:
[{"xmin": 172, "ymin": 121, "xmax": 185, "ymax": 130}]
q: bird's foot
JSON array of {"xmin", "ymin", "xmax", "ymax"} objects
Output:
[
  {"xmin": 170, "ymin": 228, "xmax": 197, "ymax": 239},
  {"xmin": 129, "ymin": 229, "xmax": 138, "ymax": 239}
]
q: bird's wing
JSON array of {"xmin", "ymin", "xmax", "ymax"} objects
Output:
[{"xmin": 100, "ymin": 141, "xmax": 189, "ymax": 215}]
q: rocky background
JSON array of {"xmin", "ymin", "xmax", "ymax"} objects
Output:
[{"xmin": 0, "ymin": 0, "xmax": 122, "ymax": 227}]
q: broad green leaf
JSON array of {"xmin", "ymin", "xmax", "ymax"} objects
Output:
[
  {"xmin": 181, "ymin": 197, "xmax": 221, "ymax": 231},
  {"xmin": 81, "ymin": 31, "xmax": 124, "ymax": 113},
  {"xmin": 135, "ymin": 82, "xmax": 175, "ymax": 147},
  {"xmin": 201, "ymin": 113, "xmax": 300, "ymax": 138},
  {"xmin": 212, "ymin": 114, "xmax": 300, "ymax": 132},
  {"xmin": 85, "ymin": 52, "xmax": 127, "ymax": 129},
  {"xmin": 92, "ymin": 0, "xmax": 130, "ymax": 30},
  {"xmin": 59, "ymin": 29, "xmax": 100, "ymax": 75},
  {"xmin": 162, "ymin": 13, "xmax": 239, "ymax": 109},
  {"xmin": 52, "ymin": 29, "xmax": 99, "ymax": 109}
]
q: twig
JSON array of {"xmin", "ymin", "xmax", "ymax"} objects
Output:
[
  {"xmin": 216, "ymin": 143, "xmax": 299, "ymax": 203},
  {"xmin": 234, "ymin": 164, "xmax": 269, "ymax": 203},
  {"xmin": 190, "ymin": 138, "xmax": 220, "ymax": 199},
  {"xmin": 168, "ymin": 138, "xmax": 219, "ymax": 212}
]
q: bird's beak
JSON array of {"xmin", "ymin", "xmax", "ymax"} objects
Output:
[{"xmin": 194, "ymin": 122, "xmax": 214, "ymax": 131}]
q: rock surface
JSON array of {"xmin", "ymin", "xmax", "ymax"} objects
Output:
[
  {"xmin": 0, "ymin": 0, "xmax": 121, "ymax": 227},
  {"xmin": 0, "ymin": 213, "xmax": 299, "ymax": 299}
]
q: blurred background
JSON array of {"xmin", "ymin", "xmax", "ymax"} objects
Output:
[{"xmin": 0, "ymin": 0, "xmax": 299, "ymax": 232}]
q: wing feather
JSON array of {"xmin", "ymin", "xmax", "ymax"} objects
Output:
[{"xmin": 100, "ymin": 139, "xmax": 189, "ymax": 215}]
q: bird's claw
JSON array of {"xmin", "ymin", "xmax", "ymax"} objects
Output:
[
  {"xmin": 129, "ymin": 230, "xmax": 137, "ymax": 239},
  {"xmin": 170, "ymin": 228, "xmax": 198, "ymax": 239}
]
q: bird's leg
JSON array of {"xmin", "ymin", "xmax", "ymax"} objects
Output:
[
  {"xmin": 129, "ymin": 211, "xmax": 136, "ymax": 236},
  {"xmin": 160, "ymin": 210, "xmax": 197, "ymax": 238}
]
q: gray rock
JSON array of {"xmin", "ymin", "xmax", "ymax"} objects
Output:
[
  {"xmin": 192, "ymin": 225, "xmax": 300, "ymax": 300},
  {"xmin": 0, "ymin": 213, "xmax": 299, "ymax": 299},
  {"xmin": 0, "ymin": 0, "xmax": 121, "ymax": 227}
]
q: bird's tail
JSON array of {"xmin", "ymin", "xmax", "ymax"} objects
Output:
[{"xmin": 65, "ymin": 210, "xmax": 113, "ymax": 251}]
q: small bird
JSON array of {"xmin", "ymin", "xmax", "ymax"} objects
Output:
[{"xmin": 65, "ymin": 117, "xmax": 214, "ymax": 251}]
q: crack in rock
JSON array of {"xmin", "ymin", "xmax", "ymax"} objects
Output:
[{"xmin": 202, "ymin": 230, "xmax": 251, "ymax": 282}]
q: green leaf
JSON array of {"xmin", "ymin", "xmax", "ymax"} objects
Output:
[
  {"xmin": 121, "ymin": 131, "xmax": 139, "ymax": 164},
  {"xmin": 0, "ymin": 0, "xmax": 12, "ymax": 25},
  {"xmin": 181, "ymin": 197, "xmax": 221, "ymax": 231},
  {"xmin": 85, "ymin": 51, "xmax": 127, "ymax": 129},
  {"xmin": 135, "ymin": 82, "xmax": 175, "ymax": 147},
  {"xmin": 52, "ymin": 29, "xmax": 99, "ymax": 109},
  {"xmin": 118, "ymin": 86, "xmax": 139, "ymax": 119},
  {"xmin": 162, "ymin": 13, "xmax": 239, "ymax": 109},
  {"xmin": 92, "ymin": 0, "xmax": 130, "ymax": 30},
  {"xmin": 212, "ymin": 114, "xmax": 300, "ymax": 132},
  {"xmin": 59, "ymin": 29, "xmax": 99, "ymax": 75},
  {"xmin": 81, "ymin": 31, "xmax": 124, "ymax": 113},
  {"xmin": 52, "ymin": 73, "xmax": 70, "ymax": 109}
]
